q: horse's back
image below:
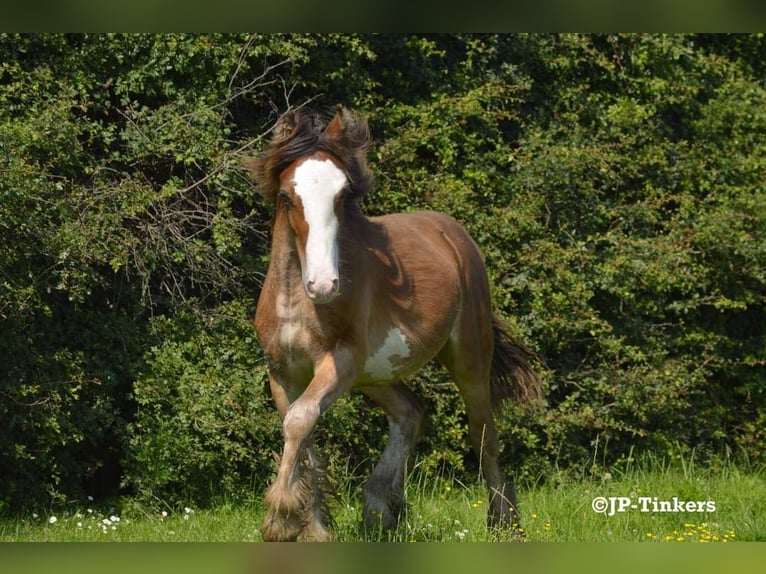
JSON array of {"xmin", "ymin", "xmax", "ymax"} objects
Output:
[
  {"xmin": 371, "ymin": 210, "xmax": 489, "ymax": 295},
  {"xmin": 363, "ymin": 209, "xmax": 491, "ymax": 342}
]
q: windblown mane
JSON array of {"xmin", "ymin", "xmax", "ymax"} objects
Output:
[{"xmin": 246, "ymin": 107, "xmax": 374, "ymax": 203}]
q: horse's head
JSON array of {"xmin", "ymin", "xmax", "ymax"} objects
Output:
[
  {"xmin": 279, "ymin": 149, "xmax": 348, "ymax": 303},
  {"xmin": 249, "ymin": 108, "xmax": 373, "ymax": 304}
]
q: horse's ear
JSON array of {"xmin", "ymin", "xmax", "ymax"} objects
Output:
[
  {"xmin": 325, "ymin": 107, "xmax": 370, "ymax": 148},
  {"xmin": 272, "ymin": 109, "xmax": 299, "ymax": 143},
  {"xmin": 324, "ymin": 109, "xmax": 345, "ymax": 141}
]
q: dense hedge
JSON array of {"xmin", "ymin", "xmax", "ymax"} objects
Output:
[{"xmin": 1, "ymin": 33, "xmax": 764, "ymax": 511}]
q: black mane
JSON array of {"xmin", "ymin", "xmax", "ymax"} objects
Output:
[{"xmin": 247, "ymin": 107, "xmax": 374, "ymax": 204}]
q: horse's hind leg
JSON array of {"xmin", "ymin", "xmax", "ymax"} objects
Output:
[
  {"xmin": 359, "ymin": 382, "xmax": 426, "ymax": 530},
  {"xmin": 439, "ymin": 337, "xmax": 520, "ymax": 531}
]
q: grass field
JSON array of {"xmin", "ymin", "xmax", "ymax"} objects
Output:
[{"xmin": 2, "ymin": 455, "xmax": 763, "ymax": 542}]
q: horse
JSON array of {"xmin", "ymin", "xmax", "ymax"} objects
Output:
[{"xmin": 246, "ymin": 106, "xmax": 541, "ymax": 541}]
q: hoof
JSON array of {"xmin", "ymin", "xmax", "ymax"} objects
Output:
[
  {"xmin": 362, "ymin": 501, "xmax": 403, "ymax": 532},
  {"xmin": 261, "ymin": 509, "xmax": 303, "ymax": 542},
  {"xmin": 301, "ymin": 518, "xmax": 334, "ymax": 542}
]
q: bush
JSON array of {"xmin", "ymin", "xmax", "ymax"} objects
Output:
[
  {"xmin": 126, "ymin": 301, "xmax": 280, "ymax": 506},
  {"xmin": 1, "ymin": 33, "xmax": 764, "ymax": 511}
]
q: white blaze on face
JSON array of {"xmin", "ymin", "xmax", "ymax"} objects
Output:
[
  {"xmin": 292, "ymin": 158, "xmax": 347, "ymax": 302},
  {"xmin": 363, "ymin": 327, "xmax": 411, "ymax": 380}
]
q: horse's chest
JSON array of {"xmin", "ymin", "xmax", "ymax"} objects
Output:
[
  {"xmin": 263, "ymin": 291, "xmax": 416, "ymax": 382},
  {"xmin": 274, "ymin": 292, "xmax": 313, "ymax": 350}
]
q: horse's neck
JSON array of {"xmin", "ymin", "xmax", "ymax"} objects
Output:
[
  {"xmin": 269, "ymin": 213, "xmax": 304, "ymax": 291},
  {"xmin": 339, "ymin": 204, "xmax": 374, "ymax": 248}
]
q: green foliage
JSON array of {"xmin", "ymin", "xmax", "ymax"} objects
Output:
[
  {"xmin": 1, "ymin": 33, "xmax": 764, "ymax": 511},
  {"xmin": 0, "ymin": 33, "xmax": 271, "ymax": 509},
  {"xmin": 501, "ymin": 35, "xmax": 766, "ymax": 472},
  {"xmin": 127, "ymin": 301, "xmax": 279, "ymax": 506}
]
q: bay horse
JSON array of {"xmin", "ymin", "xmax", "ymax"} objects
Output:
[{"xmin": 247, "ymin": 107, "xmax": 541, "ymax": 541}]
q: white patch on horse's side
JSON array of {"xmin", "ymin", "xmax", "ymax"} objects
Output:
[
  {"xmin": 363, "ymin": 327, "xmax": 411, "ymax": 380},
  {"xmin": 292, "ymin": 158, "xmax": 347, "ymax": 297}
]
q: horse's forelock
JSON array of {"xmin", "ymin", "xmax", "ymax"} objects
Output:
[{"xmin": 248, "ymin": 108, "xmax": 374, "ymax": 203}]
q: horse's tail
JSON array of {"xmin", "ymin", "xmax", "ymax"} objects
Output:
[{"xmin": 489, "ymin": 316, "xmax": 543, "ymax": 409}]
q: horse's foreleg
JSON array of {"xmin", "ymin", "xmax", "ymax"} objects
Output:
[
  {"xmin": 262, "ymin": 351, "xmax": 357, "ymax": 542},
  {"xmin": 360, "ymin": 383, "xmax": 425, "ymax": 531},
  {"xmin": 298, "ymin": 445, "xmax": 333, "ymax": 541},
  {"xmin": 262, "ymin": 374, "xmax": 306, "ymax": 541}
]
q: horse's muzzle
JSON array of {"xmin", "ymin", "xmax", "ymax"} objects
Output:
[{"xmin": 305, "ymin": 277, "xmax": 340, "ymax": 304}]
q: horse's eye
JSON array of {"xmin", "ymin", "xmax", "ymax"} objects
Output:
[{"xmin": 278, "ymin": 190, "xmax": 293, "ymax": 209}]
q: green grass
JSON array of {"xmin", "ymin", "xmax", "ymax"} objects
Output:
[{"xmin": 2, "ymin": 456, "xmax": 764, "ymax": 542}]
